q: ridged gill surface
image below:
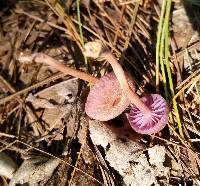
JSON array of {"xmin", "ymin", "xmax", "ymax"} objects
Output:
[
  {"xmin": 128, "ymin": 94, "xmax": 169, "ymax": 134},
  {"xmin": 85, "ymin": 72, "xmax": 135, "ymax": 121}
]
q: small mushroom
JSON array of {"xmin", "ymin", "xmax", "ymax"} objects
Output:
[
  {"xmin": 84, "ymin": 41, "xmax": 169, "ymax": 134},
  {"xmin": 16, "ymin": 50, "xmax": 134, "ymax": 121}
]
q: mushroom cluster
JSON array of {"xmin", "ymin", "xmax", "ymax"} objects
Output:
[
  {"xmin": 16, "ymin": 41, "xmax": 169, "ymax": 134},
  {"xmin": 84, "ymin": 41, "xmax": 169, "ymax": 134}
]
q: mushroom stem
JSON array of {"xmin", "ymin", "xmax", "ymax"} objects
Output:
[
  {"xmin": 83, "ymin": 41, "xmax": 151, "ymax": 115},
  {"xmin": 100, "ymin": 51, "xmax": 151, "ymax": 116},
  {"xmin": 16, "ymin": 51, "xmax": 98, "ymax": 84}
]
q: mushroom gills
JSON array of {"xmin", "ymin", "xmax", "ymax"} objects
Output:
[{"xmin": 128, "ymin": 94, "xmax": 169, "ymax": 134}]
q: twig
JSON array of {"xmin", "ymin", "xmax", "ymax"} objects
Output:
[
  {"xmin": 0, "ymin": 132, "xmax": 16, "ymax": 138},
  {"xmin": 0, "ymin": 72, "xmax": 65, "ymax": 105}
]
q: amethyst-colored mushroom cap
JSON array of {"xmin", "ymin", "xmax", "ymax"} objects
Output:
[
  {"xmin": 128, "ymin": 94, "xmax": 169, "ymax": 134},
  {"xmin": 85, "ymin": 72, "xmax": 135, "ymax": 121}
]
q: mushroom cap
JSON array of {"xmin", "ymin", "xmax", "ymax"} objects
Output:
[
  {"xmin": 128, "ymin": 94, "xmax": 169, "ymax": 134},
  {"xmin": 85, "ymin": 72, "xmax": 135, "ymax": 121}
]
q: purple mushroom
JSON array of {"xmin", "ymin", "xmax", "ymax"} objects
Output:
[{"xmin": 85, "ymin": 72, "xmax": 135, "ymax": 121}]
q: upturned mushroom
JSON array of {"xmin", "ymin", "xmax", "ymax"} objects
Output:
[
  {"xmin": 83, "ymin": 41, "xmax": 169, "ymax": 134},
  {"xmin": 128, "ymin": 94, "xmax": 169, "ymax": 134}
]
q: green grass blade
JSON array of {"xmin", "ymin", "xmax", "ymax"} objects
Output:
[
  {"xmin": 164, "ymin": 0, "xmax": 184, "ymax": 137},
  {"xmin": 156, "ymin": 0, "xmax": 167, "ymax": 92},
  {"xmin": 76, "ymin": 0, "xmax": 84, "ymax": 45},
  {"xmin": 159, "ymin": 25, "xmax": 168, "ymax": 99},
  {"xmin": 76, "ymin": 0, "xmax": 88, "ymax": 69}
]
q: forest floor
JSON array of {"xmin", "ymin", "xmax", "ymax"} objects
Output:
[{"xmin": 0, "ymin": 0, "xmax": 200, "ymax": 185}]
